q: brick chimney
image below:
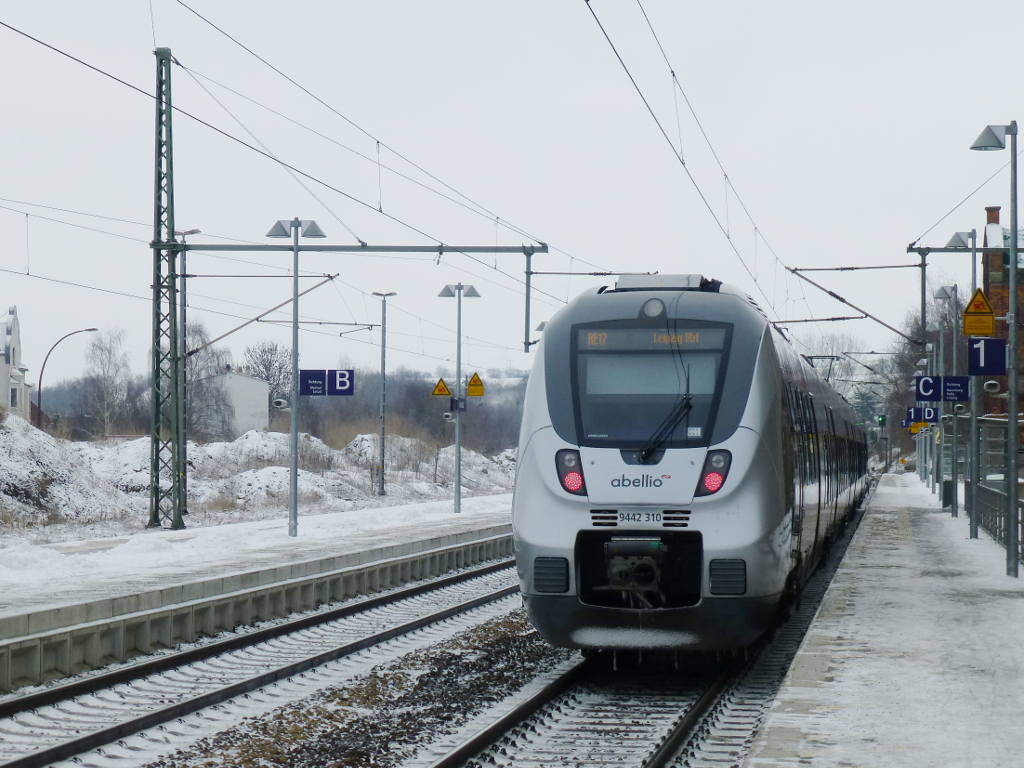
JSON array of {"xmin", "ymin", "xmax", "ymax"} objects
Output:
[{"xmin": 987, "ymin": 205, "xmax": 1001, "ymax": 225}]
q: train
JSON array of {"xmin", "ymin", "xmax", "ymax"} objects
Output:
[{"xmin": 511, "ymin": 274, "xmax": 868, "ymax": 651}]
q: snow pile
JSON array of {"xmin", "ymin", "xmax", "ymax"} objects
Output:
[
  {"xmin": 0, "ymin": 415, "xmax": 140, "ymax": 525},
  {"xmin": 2, "ymin": 420, "xmax": 515, "ymax": 538}
]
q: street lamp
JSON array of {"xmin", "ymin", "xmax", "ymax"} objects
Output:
[
  {"xmin": 949, "ymin": 230, "xmax": 982, "ymax": 538},
  {"xmin": 439, "ymin": 283, "xmax": 480, "ymax": 514},
  {"xmin": 175, "ymin": 228, "xmax": 200, "ymax": 510},
  {"xmin": 936, "ymin": 284, "xmax": 960, "ymax": 517},
  {"xmin": 36, "ymin": 327, "xmax": 99, "ymax": 429},
  {"xmin": 971, "ymin": 121, "xmax": 1018, "ymax": 576},
  {"xmin": 372, "ymin": 291, "xmax": 397, "ymax": 496},
  {"xmin": 267, "ymin": 218, "xmax": 326, "ymax": 537}
]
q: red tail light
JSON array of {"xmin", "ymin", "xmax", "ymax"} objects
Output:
[
  {"xmin": 695, "ymin": 450, "xmax": 731, "ymax": 497},
  {"xmin": 702, "ymin": 472, "xmax": 725, "ymax": 493},
  {"xmin": 556, "ymin": 449, "xmax": 587, "ymax": 496},
  {"xmin": 563, "ymin": 471, "xmax": 584, "ymax": 492}
]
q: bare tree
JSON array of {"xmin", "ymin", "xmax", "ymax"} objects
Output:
[
  {"xmin": 241, "ymin": 340, "xmax": 291, "ymax": 402},
  {"xmin": 185, "ymin": 324, "xmax": 234, "ymax": 442},
  {"xmin": 85, "ymin": 329, "xmax": 130, "ymax": 437},
  {"xmin": 799, "ymin": 330, "xmax": 863, "ymax": 400}
]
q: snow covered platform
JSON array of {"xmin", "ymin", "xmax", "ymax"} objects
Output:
[
  {"xmin": 0, "ymin": 494, "xmax": 512, "ymax": 691},
  {"xmin": 745, "ymin": 473, "xmax": 1024, "ymax": 767}
]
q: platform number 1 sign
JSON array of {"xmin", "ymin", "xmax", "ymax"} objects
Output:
[{"xmin": 968, "ymin": 337, "xmax": 1007, "ymax": 376}]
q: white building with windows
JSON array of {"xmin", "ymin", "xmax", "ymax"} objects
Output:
[
  {"xmin": 217, "ymin": 368, "xmax": 270, "ymax": 437},
  {"xmin": 1, "ymin": 306, "xmax": 32, "ymax": 421}
]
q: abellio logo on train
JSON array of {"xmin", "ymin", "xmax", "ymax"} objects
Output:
[{"xmin": 610, "ymin": 474, "xmax": 672, "ymax": 488}]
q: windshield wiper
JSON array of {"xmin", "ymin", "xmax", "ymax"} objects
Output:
[{"xmin": 638, "ymin": 394, "xmax": 693, "ymax": 463}]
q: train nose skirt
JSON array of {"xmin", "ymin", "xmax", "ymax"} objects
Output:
[
  {"xmin": 533, "ymin": 557, "xmax": 570, "ymax": 593},
  {"xmin": 576, "ymin": 531, "xmax": 702, "ymax": 609}
]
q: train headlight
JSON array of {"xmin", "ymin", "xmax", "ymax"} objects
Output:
[
  {"xmin": 556, "ymin": 449, "xmax": 588, "ymax": 496},
  {"xmin": 695, "ymin": 449, "xmax": 731, "ymax": 497},
  {"xmin": 641, "ymin": 298, "xmax": 665, "ymax": 318}
]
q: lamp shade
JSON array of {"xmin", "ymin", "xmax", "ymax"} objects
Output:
[
  {"xmin": 946, "ymin": 231, "xmax": 971, "ymax": 248},
  {"xmin": 971, "ymin": 124, "xmax": 1007, "ymax": 151},
  {"xmin": 266, "ymin": 220, "xmax": 291, "ymax": 238},
  {"xmin": 300, "ymin": 220, "xmax": 326, "ymax": 238}
]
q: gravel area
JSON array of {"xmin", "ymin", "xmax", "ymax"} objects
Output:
[{"xmin": 144, "ymin": 609, "xmax": 573, "ymax": 768}]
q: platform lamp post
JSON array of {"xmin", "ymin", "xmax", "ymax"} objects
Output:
[
  {"xmin": 372, "ymin": 291, "xmax": 396, "ymax": 496},
  {"xmin": 175, "ymin": 228, "xmax": 200, "ymax": 512},
  {"xmin": 439, "ymin": 283, "xmax": 480, "ymax": 514},
  {"xmin": 267, "ymin": 218, "xmax": 326, "ymax": 537},
  {"xmin": 36, "ymin": 327, "xmax": 98, "ymax": 429},
  {"xmin": 949, "ymin": 230, "xmax": 981, "ymax": 537},
  {"xmin": 971, "ymin": 121, "xmax": 1019, "ymax": 576},
  {"xmin": 921, "ymin": 364, "xmax": 929, "ymax": 483},
  {"xmin": 936, "ymin": 284, "xmax": 960, "ymax": 517}
]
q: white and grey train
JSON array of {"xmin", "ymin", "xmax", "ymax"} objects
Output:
[{"xmin": 512, "ymin": 274, "xmax": 868, "ymax": 650}]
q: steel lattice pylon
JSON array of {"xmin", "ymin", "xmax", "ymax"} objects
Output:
[{"xmin": 148, "ymin": 47, "xmax": 186, "ymax": 529}]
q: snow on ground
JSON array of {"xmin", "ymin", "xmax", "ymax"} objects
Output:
[
  {"xmin": 747, "ymin": 471, "xmax": 1024, "ymax": 767},
  {"xmin": 0, "ymin": 414, "xmax": 516, "ymax": 546},
  {"xmin": 0, "ymin": 415, "xmax": 143, "ymax": 526},
  {"xmin": 0, "ymin": 492, "xmax": 513, "ymax": 618}
]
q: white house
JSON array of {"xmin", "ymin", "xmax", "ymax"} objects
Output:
[
  {"xmin": 1, "ymin": 306, "xmax": 32, "ymax": 421},
  {"xmin": 216, "ymin": 368, "xmax": 270, "ymax": 437}
]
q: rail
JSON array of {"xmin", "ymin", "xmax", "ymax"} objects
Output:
[{"xmin": 967, "ymin": 480, "xmax": 1024, "ymax": 564}]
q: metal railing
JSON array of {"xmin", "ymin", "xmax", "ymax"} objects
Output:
[{"xmin": 965, "ymin": 415, "xmax": 1023, "ymax": 566}]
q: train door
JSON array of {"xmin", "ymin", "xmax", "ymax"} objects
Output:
[
  {"xmin": 826, "ymin": 407, "xmax": 839, "ymax": 533},
  {"xmin": 787, "ymin": 385, "xmax": 804, "ymax": 572},
  {"xmin": 806, "ymin": 395, "xmax": 824, "ymax": 569}
]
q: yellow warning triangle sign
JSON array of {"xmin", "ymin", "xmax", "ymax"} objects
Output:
[
  {"xmin": 431, "ymin": 378, "xmax": 451, "ymax": 397},
  {"xmin": 965, "ymin": 288, "xmax": 994, "ymax": 315},
  {"xmin": 467, "ymin": 372, "xmax": 485, "ymax": 397}
]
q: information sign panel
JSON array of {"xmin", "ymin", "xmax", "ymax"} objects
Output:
[
  {"xmin": 942, "ymin": 376, "xmax": 969, "ymax": 402},
  {"xmin": 908, "ymin": 406, "xmax": 939, "ymax": 424},
  {"xmin": 299, "ymin": 369, "xmax": 327, "ymax": 396},
  {"xmin": 326, "ymin": 369, "xmax": 355, "ymax": 396},
  {"xmin": 300, "ymin": 369, "xmax": 354, "ymax": 396},
  {"xmin": 915, "ymin": 376, "xmax": 942, "ymax": 402},
  {"xmin": 962, "ymin": 288, "xmax": 996, "ymax": 337},
  {"xmin": 967, "ymin": 337, "xmax": 1007, "ymax": 376},
  {"xmin": 466, "ymin": 372, "xmax": 485, "ymax": 397}
]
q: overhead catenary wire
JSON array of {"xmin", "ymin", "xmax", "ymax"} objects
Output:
[
  {"xmin": 582, "ymin": 1, "xmax": 777, "ymax": 319},
  {"xmin": 908, "ymin": 152, "xmax": 1020, "ymax": 247},
  {"xmin": 171, "ymin": 0, "xmax": 609, "ymax": 274},
  {"xmin": 0, "ymin": 21, "xmax": 566, "ymax": 309},
  {"xmin": 0, "ymin": 194, "xmax": 527, "ymax": 354},
  {"xmin": 0, "ymin": 197, "xmax": 526, "ymax": 356},
  {"xmin": 0, "ymin": 264, "xmax": 494, "ymax": 368},
  {"xmin": 179, "ymin": 64, "xmax": 365, "ymax": 245}
]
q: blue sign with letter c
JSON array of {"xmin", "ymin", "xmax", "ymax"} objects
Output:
[{"xmin": 915, "ymin": 376, "xmax": 941, "ymax": 402}]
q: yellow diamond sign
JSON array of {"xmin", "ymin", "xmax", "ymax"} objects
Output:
[
  {"xmin": 467, "ymin": 372, "xmax": 485, "ymax": 397},
  {"xmin": 963, "ymin": 288, "xmax": 995, "ymax": 336}
]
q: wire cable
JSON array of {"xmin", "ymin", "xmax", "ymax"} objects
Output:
[
  {"xmin": 0, "ymin": 20, "xmax": 568, "ymax": 311},
  {"xmin": 583, "ymin": 1, "xmax": 776, "ymax": 317},
  {"xmin": 908, "ymin": 154, "xmax": 1019, "ymax": 247},
  {"xmin": 170, "ymin": 0, "xmax": 610, "ymax": 273}
]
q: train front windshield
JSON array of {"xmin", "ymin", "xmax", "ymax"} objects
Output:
[{"xmin": 572, "ymin": 324, "xmax": 731, "ymax": 449}]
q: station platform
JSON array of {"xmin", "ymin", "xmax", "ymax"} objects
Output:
[
  {"xmin": 745, "ymin": 473, "xmax": 1024, "ymax": 767},
  {"xmin": 0, "ymin": 495, "xmax": 512, "ymax": 691}
]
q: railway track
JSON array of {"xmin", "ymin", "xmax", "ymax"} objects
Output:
[
  {"xmin": 419, "ymin": 656, "xmax": 739, "ymax": 768},
  {"xmin": 0, "ymin": 560, "xmax": 518, "ymax": 768},
  {"xmin": 419, "ymin": 482, "xmax": 879, "ymax": 768}
]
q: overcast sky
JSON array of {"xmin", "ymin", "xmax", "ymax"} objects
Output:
[{"xmin": 2, "ymin": 1, "xmax": 1022, "ymax": 386}]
